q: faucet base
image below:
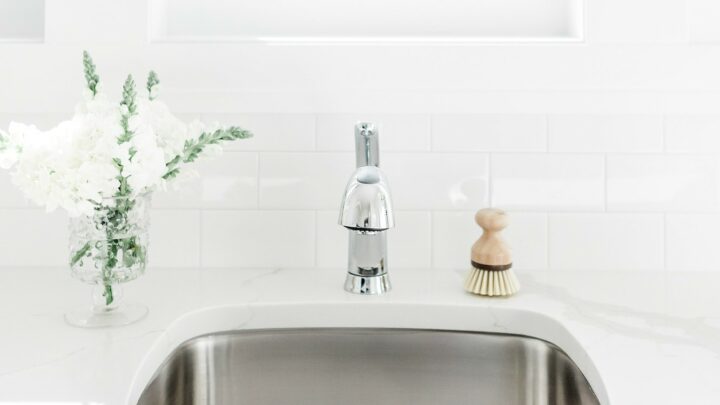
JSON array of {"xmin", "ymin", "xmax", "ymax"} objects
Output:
[{"xmin": 344, "ymin": 273, "xmax": 391, "ymax": 295}]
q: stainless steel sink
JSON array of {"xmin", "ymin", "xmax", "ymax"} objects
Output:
[{"xmin": 137, "ymin": 328, "xmax": 601, "ymax": 405}]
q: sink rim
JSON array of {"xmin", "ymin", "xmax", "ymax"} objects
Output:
[{"xmin": 125, "ymin": 302, "xmax": 609, "ymax": 405}]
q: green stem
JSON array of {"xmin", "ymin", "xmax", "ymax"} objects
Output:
[
  {"xmin": 102, "ymin": 223, "xmax": 116, "ymax": 306},
  {"xmin": 103, "ymin": 279, "xmax": 114, "ymax": 306},
  {"xmin": 70, "ymin": 242, "xmax": 91, "ymax": 267},
  {"xmin": 98, "ymin": 73, "xmax": 138, "ymax": 306}
]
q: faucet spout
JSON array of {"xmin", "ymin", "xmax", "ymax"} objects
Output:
[
  {"xmin": 355, "ymin": 122, "xmax": 380, "ymax": 168},
  {"xmin": 339, "ymin": 122, "xmax": 394, "ymax": 295}
]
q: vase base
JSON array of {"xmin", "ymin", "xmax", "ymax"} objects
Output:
[{"xmin": 65, "ymin": 302, "xmax": 148, "ymax": 328}]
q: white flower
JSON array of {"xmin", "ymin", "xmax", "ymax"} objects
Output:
[
  {"xmin": 8, "ymin": 116, "xmax": 122, "ymax": 216},
  {"xmin": 0, "ymin": 128, "xmax": 22, "ymax": 169},
  {"xmin": 76, "ymin": 90, "xmax": 116, "ymax": 117},
  {"xmin": 123, "ymin": 122, "xmax": 166, "ymax": 195},
  {"xmin": 148, "ymin": 83, "xmax": 160, "ymax": 101},
  {"xmin": 0, "ymin": 76, "xmax": 248, "ymax": 217},
  {"xmin": 134, "ymin": 98, "xmax": 196, "ymax": 161}
]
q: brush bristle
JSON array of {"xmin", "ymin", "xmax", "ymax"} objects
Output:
[{"xmin": 464, "ymin": 267, "xmax": 520, "ymax": 297}]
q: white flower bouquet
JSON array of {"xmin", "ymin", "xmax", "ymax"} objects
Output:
[{"xmin": 0, "ymin": 52, "xmax": 252, "ymax": 327}]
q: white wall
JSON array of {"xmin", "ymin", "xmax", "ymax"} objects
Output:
[{"xmin": 1, "ymin": 0, "xmax": 719, "ymax": 272}]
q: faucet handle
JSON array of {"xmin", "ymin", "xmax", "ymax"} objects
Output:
[{"xmin": 339, "ymin": 166, "xmax": 394, "ymax": 230}]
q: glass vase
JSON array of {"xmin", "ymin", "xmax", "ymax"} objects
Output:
[{"xmin": 65, "ymin": 193, "xmax": 151, "ymax": 328}]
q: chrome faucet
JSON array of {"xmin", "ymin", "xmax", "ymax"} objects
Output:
[{"xmin": 339, "ymin": 122, "xmax": 394, "ymax": 295}]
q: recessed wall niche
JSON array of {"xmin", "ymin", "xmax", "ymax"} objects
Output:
[
  {"xmin": 150, "ymin": 0, "xmax": 584, "ymax": 43},
  {"xmin": 0, "ymin": 0, "xmax": 44, "ymax": 42}
]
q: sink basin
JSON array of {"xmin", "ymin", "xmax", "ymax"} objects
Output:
[{"xmin": 137, "ymin": 328, "xmax": 600, "ymax": 405}]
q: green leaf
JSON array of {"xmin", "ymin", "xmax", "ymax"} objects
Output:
[
  {"xmin": 82, "ymin": 51, "xmax": 100, "ymax": 97},
  {"xmin": 161, "ymin": 126, "xmax": 254, "ymax": 180},
  {"xmin": 162, "ymin": 168, "xmax": 180, "ymax": 180},
  {"xmin": 146, "ymin": 71, "xmax": 160, "ymax": 100},
  {"xmin": 117, "ymin": 74, "xmax": 137, "ymax": 147},
  {"xmin": 166, "ymin": 155, "xmax": 180, "ymax": 167},
  {"xmin": 120, "ymin": 75, "xmax": 137, "ymax": 116}
]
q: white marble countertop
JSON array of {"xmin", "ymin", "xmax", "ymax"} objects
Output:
[{"xmin": 0, "ymin": 267, "xmax": 718, "ymax": 405}]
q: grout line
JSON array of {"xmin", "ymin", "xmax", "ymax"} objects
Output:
[
  {"xmin": 4, "ymin": 205, "xmax": 717, "ymax": 216},
  {"xmin": 255, "ymin": 153, "xmax": 261, "ymax": 209},
  {"xmin": 428, "ymin": 115, "xmax": 434, "ymax": 152},
  {"xmin": 110, "ymin": 88, "xmax": 720, "ymax": 96},
  {"xmin": 663, "ymin": 212, "xmax": 668, "ymax": 273},
  {"xmin": 312, "ymin": 114, "xmax": 319, "ymax": 150},
  {"xmin": 661, "ymin": 114, "xmax": 668, "ymax": 153},
  {"xmin": 428, "ymin": 211, "xmax": 435, "ymax": 268},
  {"xmin": 487, "ymin": 153, "xmax": 493, "ymax": 208},
  {"xmin": 198, "ymin": 210, "xmax": 204, "ymax": 269},
  {"xmin": 580, "ymin": 0, "xmax": 589, "ymax": 42},
  {"xmin": 545, "ymin": 212, "xmax": 551, "ymax": 270},
  {"xmin": 545, "ymin": 114, "xmax": 551, "ymax": 152},
  {"xmin": 682, "ymin": 0, "xmax": 690, "ymax": 45},
  {"xmin": 6, "ymin": 206, "xmax": 718, "ymax": 215},
  {"xmin": 230, "ymin": 149, "xmax": 720, "ymax": 157},
  {"xmin": 313, "ymin": 210, "xmax": 319, "ymax": 267},
  {"xmin": 603, "ymin": 153, "xmax": 608, "ymax": 212}
]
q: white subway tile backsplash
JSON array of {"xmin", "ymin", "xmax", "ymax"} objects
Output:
[
  {"xmin": 0, "ymin": 171, "xmax": 27, "ymax": 208},
  {"xmin": 430, "ymin": 212, "xmax": 474, "ymax": 270},
  {"xmin": 153, "ymin": 152, "xmax": 258, "ymax": 209},
  {"xmin": 607, "ymin": 155, "xmax": 720, "ymax": 211},
  {"xmin": 383, "ymin": 153, "xmax": 489, "ymax": 210},
  {"xmin": 665, "ymin": 115, "xmax": 720, "ymax": 153},
  {"xmin": 432, "ymin": 211, "xmax": 547, "ymax": 270},
  {"xmin": 587, "ymin": 0, "xmax": 685, "ymax": 43},
  {"xmin": 687, "ymin": 0, "xmax": 720, "ymax": 43},
  {"xmin": 2, "ymin": 0, "xmax": 720, "ymax": 277},
  {"xmin": 431, "ymin": 115, "xmax": 546, "ymax": 152},
  {"xmin": 548, "ymin": 115, "xmax": 663, "ymax": 152},
  {"xmin": 0, "ymin": 113, "xmax": 71, "ymax": 131},
  {"xmin": 548, "ymin": 214, "xmax": 664, "ymax": 270},
  {"xmin": 150, "ymin": 210, "xmax": 201, "ymax": 268},
  {"xmin": 187, "ymin": 114, "xmax": 316, "ymax": 152},
  {"xmin": 201, "ymin": 211, "xmax": 315, "ymax": 268},
  {"xmin": 666, "ymin": 214, "xmax": 720, "ymax": 271},
  {"xmin": 491, "ymin": 154, "xmax": 605, "ymax": 211},
  {"xmin": 503, "ymin": 213, "xmax": 548, "ymax": 270},
  {"xmin": 316, "ymin": 114, "xmax": 430, "ymax": 152},
  {"xmin": 316, "ymin": 211, "xmax": 431, "ymax": 269},
  {"xmin": 0, "ymin": 210, "xmax": 67, "ymax": 267},
  {"xmin": 259, "ymin": 152, "xmax": 354, "ymax": 209},
  {"xmin": 388, "ymin": 212, "xmax": 432, "ymax": 269},
  {"xmin": 315, "ymin": 211, "xmax": 345, "ymax": 268},
  {"xmin": 1, "ymin": 110, "xmax": 716, "ymax": 272}
]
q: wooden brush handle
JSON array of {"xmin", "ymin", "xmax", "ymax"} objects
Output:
[{"xmin": 471, "ymin": 208, "xmax": 512, "ymax": 267}]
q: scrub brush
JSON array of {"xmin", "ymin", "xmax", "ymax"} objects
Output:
[{"xmin": 464, "ymin": 208, "xmax": 520, "ymax": 297}]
